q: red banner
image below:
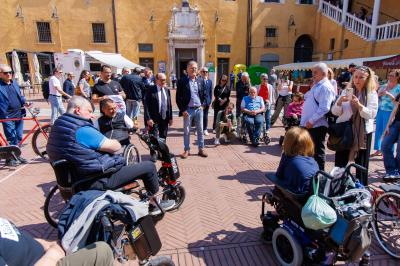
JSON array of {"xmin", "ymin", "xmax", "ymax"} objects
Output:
[{"xmin": 363, "ymin": 54, "xmax": 400, "ymax": 69}]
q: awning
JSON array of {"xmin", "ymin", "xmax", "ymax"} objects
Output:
[
  {"xmin": 363, "ymin": 54, "xmax": 400, "ymax": 69},
  {"xmin": 86, "ymin": 51, "xmax": 143, "ymax": 70},
  {"xmin": 274, "ymin": 54, "xmax": 397, "ymax": 71}
]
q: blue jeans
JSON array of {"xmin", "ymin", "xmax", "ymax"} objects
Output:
[
  {"xmin": 265, "ymin": 107, "xmax": 271, "ymax": 131},
  {"xmin": 183, "ymin": 107, "xmax": 204, "ymax": 151},
  {"xmin": 2, "ymin": 120, "xmax": 23, "ymax": 146},
  {"xmin": 244, "ymin": 114, "xmax": 264, "ymax": 143},
  {"xmin": 126, "ymin": 100, "xmax": 141, "ymax": 119},
  {"xmin": 382, "ymin": 121, "xmax": 400, "ymax": 175},
  {"xmin": 374, "ymin": 109, "xmax": 392, "ymax": 151},
  {"xmin": 49, "ymin": 95, "xmax": 66, "ymax": 124}
]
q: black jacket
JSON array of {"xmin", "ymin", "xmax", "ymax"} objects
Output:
[
  {"xmin": 144, "ymin": 85, "xmax": 172, "ymax": 123},
  {"xmin": 119, "ymin": 74, "xmax": 145, "ymax": 101},
  {"xmin": 176, "ymin": 75, "xmax": 207, "ymax": 116}
]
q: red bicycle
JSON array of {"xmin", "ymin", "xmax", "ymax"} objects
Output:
[{"xmin": 0, "ymin": 105, "xmax": 51, "ymax": 162}]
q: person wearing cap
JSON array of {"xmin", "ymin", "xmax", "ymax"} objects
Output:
[
  {"xmin": 63, "ymin": 72, "xmax": 75, "ymax": 98},
  {"xmin": 48, "ymin": 67, "xmax": 71, "ymax": 125},
  {"xmin": 200, "ymin": 67, "xmax": 213, "ymax": 135}
]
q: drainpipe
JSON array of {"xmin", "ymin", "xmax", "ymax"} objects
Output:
[
  {"xmin": 111, "ymin": 0, "xmax": 119, "ymax": 53},
  {"xmin": 246, "ymin": 0, "xmax": 252, "ymax": 66}
]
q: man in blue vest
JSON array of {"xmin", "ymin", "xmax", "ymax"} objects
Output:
[
  {"xmin": 46, "ymin": 96, "xmax": 175, "ymax": 215},
  {"xmin": 0, "ymin": 64, "xmax": 28, "ymax": 166},
  {"xmin": 241, "ymin": 87, "xmax": 265, "ymax": 147}
]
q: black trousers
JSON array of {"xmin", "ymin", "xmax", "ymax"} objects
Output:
[
  {"xmin": 203, "ymin": 105, "xmax": 210, "ymax": 131},
  {"xmin": 308, "ymin": 126, "xmax": 328, "ymax": 171},
  {"xmin": 155, "ymin": 118, "xmax": 169, "ymax": 140},
  {"xmin": 335, "ymin": 133, "xmax": 372, "ymax": 186},
  {"xmin": 90, "ymin": 161, "xmax": 159, "ymax": 194}
]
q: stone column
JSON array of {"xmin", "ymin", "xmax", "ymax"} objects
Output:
[
  {"xmin": 168, "ymin": 40, "xmax": 175, "ymax": 78},
  {"xmin": 370, "ymin": 0, "xmax": 381, "ymax": 41},
  {"xmin": 318, "ymin": 0, "xmax": 324, "ymax": 11},
  {"xmin": 341, "ymin": 0, "xmax": 349, "ymax": 25}
]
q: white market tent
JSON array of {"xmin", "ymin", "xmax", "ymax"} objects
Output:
[
  {"xmin": 274, "ymin": 54, "xmax": 396, "ymax": 71},
  {"xmin": 86, "ymin": 51, "xmax": 143, "ymax": 70}
]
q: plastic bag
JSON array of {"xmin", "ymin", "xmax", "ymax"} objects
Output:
[{"xmin": 301, "ymin": 176, "xmax": 337, "ymax": 230}]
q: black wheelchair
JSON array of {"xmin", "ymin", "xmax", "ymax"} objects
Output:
[{"xmin": 261, "ymin": 163, "xmax": 373, "ymax": 266}]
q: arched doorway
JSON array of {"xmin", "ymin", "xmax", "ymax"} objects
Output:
[
  {"xmin": 293, "ymin": 35, "xmax": 313, "ymax": 63},
  {"xmin": 260, "ymin": 53, "xmax": 279, "ymax": 72}
]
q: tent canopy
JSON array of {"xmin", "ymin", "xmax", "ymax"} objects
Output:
[
  {"xmin": 86, "ymin": 51, "xmax": 143, "ymax": 70},
  {"xmin": 274, "ymin": 54, "xmax": 397, "ymax": 71},
  {"xmin": 363, "ymin": 54, "xmax": 400, "ymax": 69}
]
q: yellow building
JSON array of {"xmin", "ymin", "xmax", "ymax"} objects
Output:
[{"xmin": 0, "ymin": 0, "xmax": 399, "ymax": 81}]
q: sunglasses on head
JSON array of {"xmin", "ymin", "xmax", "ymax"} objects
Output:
[
  {"xmin": 1, "ymin": 71, "xmax": 13, "ymax": 75},
  {"xmin": 355, "ymin": 66, "xmax": 370, "ymax": 73}
]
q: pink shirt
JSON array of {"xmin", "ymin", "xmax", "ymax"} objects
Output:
[{"xmin": 286, "ymin": 102, "xmax": 304, "ymax": 117}]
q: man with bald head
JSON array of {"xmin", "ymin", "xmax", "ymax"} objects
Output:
[
  {"xmin": 0, "ymin": 64, "xmax": 28, "ymax": 166},
  {"xmin": 144, "ymin": 73, "xmax": 173, "ymax": 141}
]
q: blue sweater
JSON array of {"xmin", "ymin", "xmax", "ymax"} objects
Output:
[{"xmin": 276, "ymin": 154, "xmax": 319, "ymax": 194}]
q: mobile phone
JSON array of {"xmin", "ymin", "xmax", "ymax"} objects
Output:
[{"xmin": 346, "ymin": 87, "xmax": 353, "ymax": 97}]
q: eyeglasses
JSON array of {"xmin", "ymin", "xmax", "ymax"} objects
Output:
[
  {"xmin": 201, "ymin": 71, "xmax": 208, "ymax": 73},
  {"xmin": 221, "ymin": 79, "xmax": 227, "ymax": 82},
  {"xmin": 0, "ymin": 71, "xmax": 13, "ymax": 75}
]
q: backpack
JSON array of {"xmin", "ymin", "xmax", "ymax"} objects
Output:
[{"xmin": 41, "ymin": 80, "xmax": 50, "ymax": 101}]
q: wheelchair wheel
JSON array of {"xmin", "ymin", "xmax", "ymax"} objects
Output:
[
  {"xmin": 44, "ymin": 186, "xmax": 67, "ymax": 228},
  {"xmin": 272, "ymin": 227, "xmax": 303, "ymax": 266},
  {"xmin": 162, "ymin": 185, "xmax": 186, "ymax": 211},
  {"xmin": 372, "ymin": 191, "xmax": 400, "ymax": 259},
  {"xmin": 123, "ymin": 144, "xmax": 141, "ymax": 166},
  {"xmin": 264, "ymin": 135, "xmax": 271, "ymax": 145}
]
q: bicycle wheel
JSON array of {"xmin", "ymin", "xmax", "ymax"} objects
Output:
[
  {"xmin": 32, "ymin": 124, "xmax": 51, "ymax": 159},
  {"xmin": 123, "ymin": 144, "xmax": 141, "ymax": 166},
  {"xmin": 372, "ymin": 191, "xmax": 400, "ymax": 258},
  {"xmin": 44, "ymin": 186, "xmax": 67, "ymax": 228}
]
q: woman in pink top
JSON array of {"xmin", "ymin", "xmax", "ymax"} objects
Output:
[{"xmin": 286, "ymin": 93, "xmax": 304, "ymax": 125}]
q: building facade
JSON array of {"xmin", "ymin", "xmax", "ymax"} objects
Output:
[{"xmin": 0, "ymin": 0, "xmax": 399, "ymax": 80}]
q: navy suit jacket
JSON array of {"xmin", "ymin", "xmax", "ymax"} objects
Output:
[
  {"xmin": 176, "ymin": 75, "xmax": 208, "ymax": 116},
  {"xmin": 0, "ymin": 80, "xmax": 26, "ymax": 119},
  {"xmin": 201, "ymin": 78, "xmax": 213, "ymax": 106}
]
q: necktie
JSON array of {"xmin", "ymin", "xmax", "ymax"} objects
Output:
[{"xmin": 160, "ymin": 88, "xmax": 167, "ymax": 120}]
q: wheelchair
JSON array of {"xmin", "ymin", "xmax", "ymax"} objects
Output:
[
  {"xmin": 261, "ymin": 163, "xmax": 373, "ymax": 266},
  {"xmin": 278, "ymin": 116, "xmax": 301, "ymax": 146},
  {"xmin": 238, "ymin": 111, "xmax": 271, "ymax": 145}
]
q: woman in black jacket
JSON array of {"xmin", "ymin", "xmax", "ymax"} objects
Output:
[{"xmin": 212, "ymin": 75, "xmax": 231, "ymax": 131}]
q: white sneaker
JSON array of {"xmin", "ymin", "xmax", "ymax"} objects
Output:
[
  {"xmin": 204, "ymin": 130, "xmax": 209, "ymax": 136},
  {"xmin": 222, "ymin": 134, "xmax": 229, "ymax": 143},
  {"xmin": 214, "ymin": 138, "xmax": 220, "ymax": 145},
  {"xmin": 212, "ymin": 129, "xmax": 216, "ymax": 134},
  {"xmin": 194, "ymin": 131, "xmax": 197, "ymax": 136}
]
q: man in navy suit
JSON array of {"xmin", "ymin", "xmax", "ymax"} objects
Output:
[
  {"xmin": 0, "ymin": 64, "xmax": 28, "ymax": 166},
  {"xmin": 176, "ymin": 61, "xmax": 208, "ymax": 159},
  {"xmin": 199, "ymin": 67, "xmax": 213, "ymax": 136}
]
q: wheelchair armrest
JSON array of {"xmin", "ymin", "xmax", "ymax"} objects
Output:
[{"xmin": 70, "ymin": 168, "xmax": 117, "ymax": 193}]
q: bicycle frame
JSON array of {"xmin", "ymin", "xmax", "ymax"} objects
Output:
[{"xmin": 0, "ymin": 111, "xmax": 49, "ymax": 146}]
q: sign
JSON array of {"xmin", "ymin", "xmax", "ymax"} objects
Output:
[
  {"xmin": 158, "ymin": 61, "xmax": 166, "ymax": 73},
  {"xmin": 206, "ymin": 62, "xmax": 215, "ymax": 73}
]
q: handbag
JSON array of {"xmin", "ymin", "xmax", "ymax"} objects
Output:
[
  {"xmin": 301, "ymin": 176, "xmax": 337, "ymax": 230},
  {"xmin": 212, "ymin": 86, "xmax": 226, "ymax": 109},
  {"xmin": 327, "ymin": 120, "xmax": 353, "ymax": 151}
]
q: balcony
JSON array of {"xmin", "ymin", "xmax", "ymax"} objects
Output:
[{"xmin": 320, "ymin": 0, "xmax": 400, "ymax": 41}]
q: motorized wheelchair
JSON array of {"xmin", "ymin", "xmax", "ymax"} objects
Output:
[
  {"xmin": 238, "ymin": 111, "xmax": 271, "ymax": 145},
  {"xmin": 261, "ymin": 163, "xmax": 372, "ymax": 266},
  {"xmin": 44, "ymin": 127, "xmax": 185, "ymax": 228}
]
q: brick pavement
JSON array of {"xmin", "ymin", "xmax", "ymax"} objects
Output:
[{"xmin": 0, "ymin": 93, "xmax": 397, "ymax": 265}]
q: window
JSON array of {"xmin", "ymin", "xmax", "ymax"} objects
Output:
[
  {"xmin": 139, "ymin": 58, "xmax": 154, "ymax": 70},
  {"xmin": 265, "ymin": 27, "xmax": 278, "ymax": 48},
  {"xmin": 138, "ymin": 43, "xmax": 153, "ymax": 52},
  {"xmin": 217, "ymin": 45, "xmax": 231, "ymax": 53},
  {"xmin": 344, "ymin": 39, "xmax": 349, "ymax": 48},
  {"xmin": 263, "ymin": 0, "xmax": 281, "ymax": 3},
  {"xmin": 329, "ymin": 38, "xmax": 335, "ymax": 50},
  {"xmin": 92, "ymin": 23, "xmax": 106, "ymax": 43},
  {"xmin": 297, "ymin": 0, "xmax": 314, "ymax": 4},
  {"xmin": 36, "ymin": 22, "xmax": 52, "ymax": 43},
  {"xmin": 217, "ymin": 58, "xmax": 230, "ymax": 77}
]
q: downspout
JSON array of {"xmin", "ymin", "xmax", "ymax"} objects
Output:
[
  {"xmin": 111, "ymin": 0, "xmax": 119, "ymax": 53},
  {"xmin": 246, "ymin": 0, "xmax": 252, "ymax": 66}
]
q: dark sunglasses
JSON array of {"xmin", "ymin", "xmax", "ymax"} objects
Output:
[
  {"xmin": 221, "ymin": 79, "xmax": 227, "ymax": 82},
  {"xmin": 1, "ymin": 71, "xmax": 13, "ymax": 75}
]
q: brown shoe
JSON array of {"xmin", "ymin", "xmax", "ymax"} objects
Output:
[
  {"xmin": 198, "ymin": 149, "xmax": 208, "ymax": 158},
  {"xmin": 180, "ymin": 150, "xmax": 190, "ymax": 159}
]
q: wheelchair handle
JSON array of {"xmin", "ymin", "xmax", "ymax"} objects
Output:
[
  {"xmin": 314, "ymin": 170, "xmax": 335, "ymax": 180},
  {"xmin": 100, "ymin": 214, "xmax": 113, "ymax": 232},
  {"xmin": 346, "ymin": 163, "xmax": 367, "ymax": 173}
]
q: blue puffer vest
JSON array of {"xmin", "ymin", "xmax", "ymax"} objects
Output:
[{"xmin": 46, "ymin": 113, "xmax": 124, "ymax": 177}]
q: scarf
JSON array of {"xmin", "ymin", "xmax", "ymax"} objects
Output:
[{"xmin": 349, "ymin": 90, "xmax": 367, "ymax": 161}]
